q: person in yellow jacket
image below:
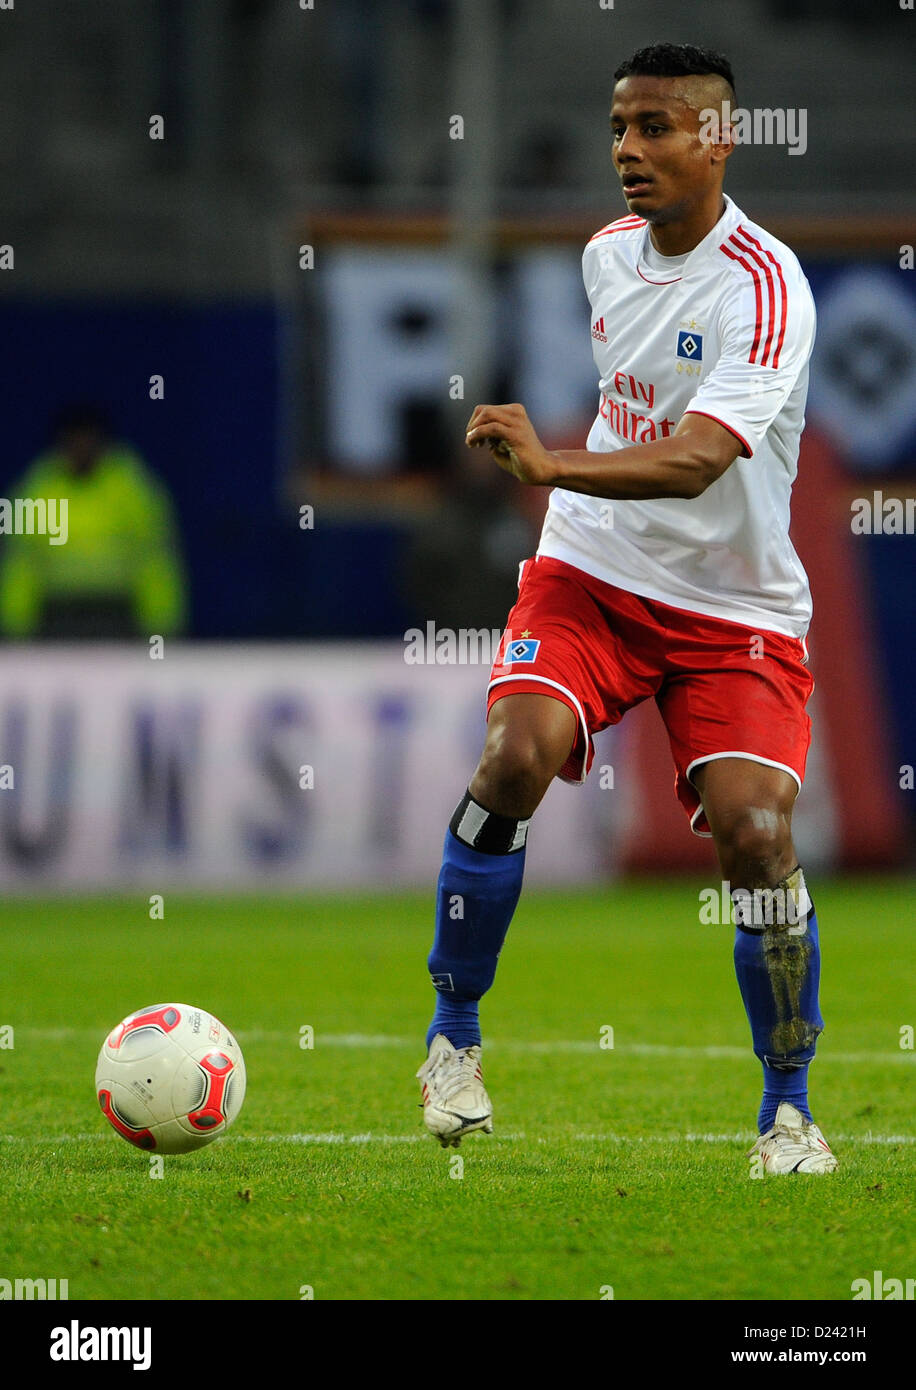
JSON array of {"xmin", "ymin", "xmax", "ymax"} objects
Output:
[{"xmin": 0, "ymin": 404, "xmax": 187, "ymax": 639}]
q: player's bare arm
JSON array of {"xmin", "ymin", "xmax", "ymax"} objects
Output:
[{"xmin": 466, "ymin": 401, "xmax": 742, "ymax": 499}]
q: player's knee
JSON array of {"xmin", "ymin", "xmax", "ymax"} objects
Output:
[
  {"xmin": 714, "ymin": 807, "xmax": 794, "ymax": 883},
  {"xmin": 472, "ymin": 725, "xmax": 558, "ymax": 819}
]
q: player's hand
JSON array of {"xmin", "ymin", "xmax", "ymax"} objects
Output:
[{"xmin": 465, "ymin": 403, "xmax": 557, "ymax": 486}]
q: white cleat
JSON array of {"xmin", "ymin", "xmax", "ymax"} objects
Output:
[
  {"xmin": 749, "ymin": 1101, "xmax": 839, "ymax": 1174},
  {"xmin": 417, "ymin": 1033, "xmax": 494, "ymax": 1148}
]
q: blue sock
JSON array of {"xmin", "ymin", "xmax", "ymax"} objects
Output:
[
  {"xmin": 732, "ymin": 870, "xmax": 823, "ymax": 1133},
  {"xmin": 426, "ymin": 792, "xmax": 528, "ymax": 1051},
  {"xmin": 757, "ymin": 1084, "xmax": 811, "ymax": 1134}
]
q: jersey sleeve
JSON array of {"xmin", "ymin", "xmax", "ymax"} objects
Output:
[{"xmin": 683, "ymin": 259, "xmax": 816, "ymax": 458}]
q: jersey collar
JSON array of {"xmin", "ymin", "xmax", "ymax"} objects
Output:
[{"xmin": 637, "ymin": 193, "xmax": 743, "ymax": 278}]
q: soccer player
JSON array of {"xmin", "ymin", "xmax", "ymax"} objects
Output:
[{"xmin": 416, "ymin": 43, "xmax": 838, "ymax": 1175}]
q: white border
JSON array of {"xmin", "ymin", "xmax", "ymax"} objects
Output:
[
  {"xmin": 686, "ymin": 751, "xmax": 803, "ymax": 838},
  {"xmin": 487, "ymin": 674, "xmax": 590, "ymax": 784}
]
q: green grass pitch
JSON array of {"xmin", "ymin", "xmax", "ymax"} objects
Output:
[{"xmin": 1, "ymin": 881, "xmax": 913, "ymax": 1301}]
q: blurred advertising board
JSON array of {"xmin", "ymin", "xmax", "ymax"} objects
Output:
[{"xmin": 0, "ymin": 636, "xmax": 901, "ymax": 892}]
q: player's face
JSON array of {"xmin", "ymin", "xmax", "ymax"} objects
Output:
[
  {"xmin": 610, "ymin": 75, "xmax": 727, "ymax": 224},
  {"xmin": 60, "ymin": 426, "xmax": 104, "ymax": 473}
]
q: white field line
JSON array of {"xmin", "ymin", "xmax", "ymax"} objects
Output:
[
  {"xmin": 1, "ymin": 1131, "xmax": 914, "ymax": 1146},
  {"xmin": 15, "ymin": 1028, "xmax": 916, "ymax": 1066}
]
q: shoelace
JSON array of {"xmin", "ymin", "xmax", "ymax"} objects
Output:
[
  {"xmin": 748, "ymin": 1119, "xmax": 816, "ymax": 1158},
  {"xmin": 427, "ymin": 1048, "xmax": 480, "ymax": 1103}
]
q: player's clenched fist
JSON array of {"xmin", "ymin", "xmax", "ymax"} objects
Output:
[{"xmin": 465, "ymin": 403, "xmax": 557, "ymax": 486}]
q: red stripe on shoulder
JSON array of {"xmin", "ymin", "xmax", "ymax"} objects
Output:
[
  {"xmin": 587, "ymin": 216, "xmax": 646, "ymax": 244},
  {"xmin": 730, "ymin": 229, "xmax": 777, "ymax": 366},
  {"xmin": 734, "ymin": 224, "xmax": 790, "ymax": 369},
  {"xmin": 719, "ymin": 240, "xmax": 765, "ymax": 364}
]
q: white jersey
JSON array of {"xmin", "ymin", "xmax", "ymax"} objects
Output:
[{"xmin": 538, "ymin": 194, "xmax": 816, "ymax": 637}]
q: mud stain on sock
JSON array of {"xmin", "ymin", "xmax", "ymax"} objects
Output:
[{"xmin": 763, "ymin": 925, "xmax": 822, "ymax": 1058}]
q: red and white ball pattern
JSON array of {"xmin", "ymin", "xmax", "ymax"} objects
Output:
[{"xmin": 95, "ymin": 1003, "xmax": 246, "ymax": 1153}]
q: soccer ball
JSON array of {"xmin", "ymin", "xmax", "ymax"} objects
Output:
[{"xmin": 95, "ymin": 1003, "xmax": 246, "ymax": 1154}]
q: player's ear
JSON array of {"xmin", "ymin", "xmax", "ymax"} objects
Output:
[
  {"xmin": 711, "ymin": 102, "xmax": 737, "ymax": 166},
  {"xmin": 696, "ymin": 103, "xmax": 734, "ymax": 169},
  {"xmin": 713, "ymin": 126, "xmax": 737, "ymax": 166}
]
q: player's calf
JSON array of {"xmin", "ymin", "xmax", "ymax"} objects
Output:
[
  {"xmin": 418, "ymin": 693, "xmax": 576, "ymax": 1143},
  {"xmin": 732, "ymin": 866, "xmax": 833, "ymax": 1159},
  {"xmin": 424, "ymin": 787, "xmax": 529, "ymax": 1056},
  {"xmin": 696, "ymin": 761, "xmax": 831, "ymax": 1151}
]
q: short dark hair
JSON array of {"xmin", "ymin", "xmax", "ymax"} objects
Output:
[
  {"xmin": 614, "ymin": 43, "xmax": 736, "ymax": 103},
  {"xmin": 52, "ymin": 402, "xmax": 111, "ymax": 437}
]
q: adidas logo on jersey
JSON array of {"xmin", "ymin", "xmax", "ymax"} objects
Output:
[{"xmin": 591, "ymin": 316, "xmax": 608, "ymax": 344}]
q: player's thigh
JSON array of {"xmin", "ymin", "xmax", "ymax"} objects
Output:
[
  {"xmin": 657, "ymin": 618, "xmax": 812, "ymax": 846},
  {"xmin": 470, "ymin": 692, "xmax": 577, "ymax": 818},
  {"xmin": 485, "ymin": 558, "xmax": 664, "ymax": 805}
]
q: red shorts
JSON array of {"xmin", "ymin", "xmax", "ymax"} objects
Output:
[{"xmin": 487, "ymin": 555, "xmax": 814, "ymax": 837}]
